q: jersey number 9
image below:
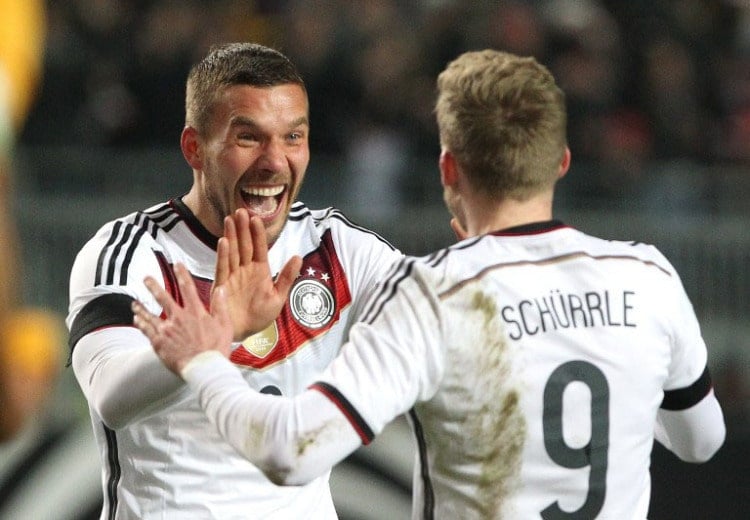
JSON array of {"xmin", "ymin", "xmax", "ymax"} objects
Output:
[{"xmin": 542, "ymin": 360, "xmax": 609, "ymax": 519}]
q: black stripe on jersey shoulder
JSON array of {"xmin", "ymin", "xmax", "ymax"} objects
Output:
[
  {"xmin": 409, "ymin": 409, "xmax": 435, "ymax": 519},
  {"xmin": 95, "ymin": 209, "xmax": 167, "ymax": 286},
  {"xmin": 300, "ymin": 205, "xmax": 398, "ymax": 251},
  {"xmin": 287, "ymin": 201, "xmax": 311, "ymax": 221},
  {"xmin": 145, "ymin": 202, "xmax": 182, "ymax": 233},
  {"xmin": 661, "ymin": 365, "xmax": 712, "ymax": 411},
  {"xmin": 143, "ymin": 201, "xmax": 175, "ymax": 219},
  {"xmin": 359, "ymin": 256, "xmax": 417, "ymax": 324},
  {"xmin": 311, "ymin": 382, "xmax": 375, "ymax": 445},
  {"xmin": 117, "ymin": 213, "xmax": 152, "ymax": 285},
  {"xmin": 68, "ymin": 293, "xmax": 135, "ymax": 356},
  {"xmin": 424, "ymin": 235, "xmax": 485, "ymax": 268},
  {"xmin": 359, "ymin": 238, "xmax": 483, "ymax": 323},
  {"xmin": 327, "ymin": 210, "xmax": 398, "ymax": 251},
  {"xmin": 95, "ymin": 221, "xmax": 125, "ymax": 286},
  {"xmin": 424, "ymin": 248, "xmax": 447, "ymax": 266}
]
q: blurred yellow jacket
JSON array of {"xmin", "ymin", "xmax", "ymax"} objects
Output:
[{"xmin": 0, "ymin": 0, "xmax": 46, "ymax": 138}]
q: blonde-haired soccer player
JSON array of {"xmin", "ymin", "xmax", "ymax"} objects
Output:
[{"xmin": 134, "ymin": 50, "xmax": 725, "ymax": 519}]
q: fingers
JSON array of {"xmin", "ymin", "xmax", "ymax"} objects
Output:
[
  {"xmin": 224, "ymin": 209, "xmax": 269, "ymax": 267},
  {"xmin": 214, "ymin": 237, "xmax": 230, "ymax": 287},
  {"xmin": 234, "ymin": 209, "xmax": 254, "ymax": 266},
  {"xmin": 224, "ymin": 213, "xmax": 240, "ymax": 270},
  {"xmin": 211, "ymin": 285, "xmax": 232, "ymax": 331},
  {"xmin": 143, "ymin": 264, "xmax": 203, "ymax": 316},
  {"xmin": 275, "ymin": 255, "xmax": 302, "ymax": 299},
  {"xmin": 248, "ymin": 215, "xmax": 269, "ymax": 264},
  {"xmin": 173, "ymin": 263, "xmax": 204, "ymax": 312},
  {"xmin": 131, "ymin": 299, "xmax": 160, "ymax": 338},
  {"xmin": 143, "ymin": 275, "xmax": 178, "ymax": 316}
]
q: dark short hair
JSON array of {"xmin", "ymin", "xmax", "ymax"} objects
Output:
[{"xmin": 185, "ymin": 43, "xmax": 306, "ymax": 133}]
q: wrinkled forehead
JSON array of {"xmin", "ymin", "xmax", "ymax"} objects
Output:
[{"xmin": 206, "ymin": 83, "xmax": 309, "ymax": 132}]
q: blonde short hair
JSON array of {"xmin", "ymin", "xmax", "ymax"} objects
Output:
[{"xmin": 436, "ymin": 50, "xmax": 567, "ymax": 200}]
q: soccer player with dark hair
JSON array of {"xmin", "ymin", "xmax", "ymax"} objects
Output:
[{"xmin": 68, "ymin": 42, "xmax": 402, "ymax": 519}]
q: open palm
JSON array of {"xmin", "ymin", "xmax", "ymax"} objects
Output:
[{"xmin": 213, "ymin": 210, "xmax": 302, "ymax": 341}]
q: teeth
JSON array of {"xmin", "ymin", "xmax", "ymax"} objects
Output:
[{"xmin": 241, "ymin": 186, "xmax": 284, "ymax": 197}]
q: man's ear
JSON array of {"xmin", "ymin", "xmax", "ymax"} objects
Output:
[
  {"xmin": 558, "ymin": 146, "xmax": 571, "ymax": 179},
  {"xmin": 181, "ymin": 126, "xmax": 202, "ymax": 170},
  {"xmin": 439, "ymin": 149, "xmax": 458, "ymax": 187}
]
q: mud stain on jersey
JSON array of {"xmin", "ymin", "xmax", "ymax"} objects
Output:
[
  {"xmin": 245, "ymin": 416, "xmax": 349, "ymax": 484},
  {"xmin": 471, "ymin": 290, "xmax": 525, "ymax": 518},
  {"xmin": 427, "ymin": 289, "xmax": 525, "ymax": 518},
  {"xmin": 296, "ymin": 417, "xmax": 350, "ymax": 457}
]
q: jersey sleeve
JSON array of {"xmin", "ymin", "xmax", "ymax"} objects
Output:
[
  {"xmin": 652, "ymin": 249, "xmax": 726, "ymax": 461},
  {"xmin": 67, "ymin": 217, "xmax": 164, "ymax": 333},
  {"xmin": 660, "ymin": 260, "xmax": 710, "ymax": 395},
  {"xmin": 68, "ymin": 218, "xmax": 183, "ymax": 429},
  {"xmin": 180, "ymin": 259, "xmax": 445, "ymax": 485},
  {"xmin": 313, "ymin": 258, "xmax": 445, "ymax": 441},
  {"xmin": 182, "ymin": 351, "xmax": 363, "ymax": 486},
  {"xmin": 655, "ymin": 389, "xmax": 725, "ymax": 462}
]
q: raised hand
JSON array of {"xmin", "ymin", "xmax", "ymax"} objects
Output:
[
  {"xmin": 213, "ymin": 209, "xmax": 302, "ymax": 340},
  {"xmin": 132, "ymin": 263, "xmax": 233, "ymax": 375}
]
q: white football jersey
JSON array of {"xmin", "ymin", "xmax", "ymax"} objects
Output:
[
  {"xmin": 313, "ymin": 220, "xmax": 716, "ymax": 519},
  {"xmin": 67, "ymin": 198, "xmax": 401, "ymax": 519}
]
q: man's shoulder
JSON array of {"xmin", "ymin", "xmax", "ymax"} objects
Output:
[
  {"xmin": 84, "ymin": 200, "xmax": 177, "ymax": 245},
  {"xmin": 288, "ymin": 201, "xmax": 397, "ymax": 250},
  {"xmin": 570, "ymin": 229, "xmax": 675, "ymax": 275},
  {"xmin": 288, "ymin": 202, "xmax": 356, "ymax": 232},
  {"xmin": 71, "ymin": 201, "xmax": 179, "ymax": 276}
]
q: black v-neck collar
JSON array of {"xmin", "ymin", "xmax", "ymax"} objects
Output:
[{"xmin": 170, "ymin": 197, "xmax": 219, "ymax": 249}]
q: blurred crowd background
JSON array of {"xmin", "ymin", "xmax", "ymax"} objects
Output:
[
  {"xmin": 1, "ymin": 1, "xmax": 749, "ymax": 519},
  {"xmin": 19, "ymin": 0, "xmax": 750, "ymax": 213}
]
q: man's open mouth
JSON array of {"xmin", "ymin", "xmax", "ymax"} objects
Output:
[{"xmin": 240, "ymin": 185, "xmax": 285, "ymax": 218}]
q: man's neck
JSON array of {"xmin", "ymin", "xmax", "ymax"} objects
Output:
[{"xmin": 465, "ymin": 193, "xmax": 554, "ymax": 237}]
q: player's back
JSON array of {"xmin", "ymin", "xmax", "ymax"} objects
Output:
[{"xmin": 411, "ymin": 221, "xmax": 693, "ymax": 519}]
